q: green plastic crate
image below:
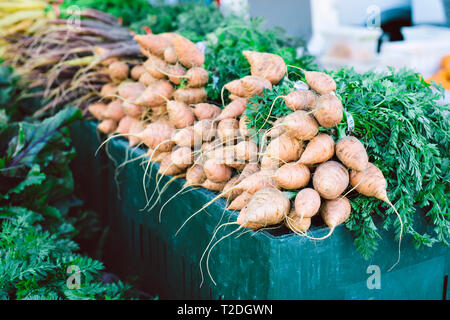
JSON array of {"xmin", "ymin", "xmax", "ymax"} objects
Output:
[{"xmin": 70, "ymin": 120, "xmax": 449, "ymax": 300}]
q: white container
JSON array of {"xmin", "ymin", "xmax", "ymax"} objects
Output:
[
  {"xmin": 380, "ymin": 37, "xmax": 450, "ymax": 77},
  {"xmin": 316, "ymin": 25, "xmax": 382, "ymax": 72},
  {"xmin": 321, "ymin": 25, "xmax": 382, "ymax": 57},
  {"xmin": 401, "ymin": 25, "xmax": 450, "ymax": 41}
]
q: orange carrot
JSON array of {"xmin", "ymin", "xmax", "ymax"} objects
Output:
[
  {"xmin": 163, "ymin": 46, "xmax": 178, "ymax": 64},
  {"xmin": 193, "ymin": 103, "xmax": 221, "ymax": 120},
  {"xmin": 312, "ymin": 94, "xmax": 343, "ymax": 128},
  {"xmin": 185, "ymin": 164, "xmax": 206, "ymax": 186},
  {"xmin": 265, "ymin": 117, "xmax": 285, "ymax": 138},
  {"xmin": 97, "ymin": 119, "xmax": 117, "ymax": 134},
  {"xmin": 283, "ymin": 90, "xmax": 316, "ymax": 111},
  {"xmin": 349, "ymin": 163, "xmax": 393, "ymax": 205},
  {"xmin": 122, "ymin": 102, "xmax": 144, "ymax": 119},
  {"xmin": 320, "ymin": 197, "xmax": 351, "ymax": 234},
  {"xmin": 242, "ymin": 187, "xmax": 290, "ymax": 226},
  {"xmin": 240, "ymin": 75, "xmax": 272, "ymax": 97},
  {"xmin": 166, "ymin": 100, "xmax": 195, "ymax": 128},
  {"xmin": 88, "ymin": 102, "xmax": 107, "ymax": 120},
  {"xmin": 229, "ymin": 94, "xmax": 242, "ymax": 101},
  {"xmin": 294, "ymin": 188, "xmax": 321, "ymax": 218},
  {"xmin": 303, "ymin": 70, "xmax": 336, "ymax": 95},
  {"xmin": 274, "ymin": 162, "xmax": 310, "ymax": 190},
  {"xmin": 203, "ymin": 159, "xmax": 232, "ymax": 183},
  {"xmin": 216, "ymin": 98, "xmax": 247, "ymax": 121},
  {"xmin": 166, "ymin": 63, "xmax": 186, "ymax": 85},
  {"xmin": 135, "ymin": 80, "xmax": 174, "ymax": 107},
  {"xmin": 138, "ymin": 72, "xmax": 157, "ymax": 86},
  {"xmin": 283, "ymin": 110, "xmax": 319, "ymax": 140},
  {"xmin": 173, "ymin": 87, "xmax": 207, "ymax": 104},
  {"xmin": 144, "ymin": 54, "xmax": 168, "ymax": 79},
  {"xmin": 235, "ymin": 140, "xmax": 258, "ymax": 162},
  {"xmin": 238, "ymin": 115, "xmax": 251, "ymax": 137},
  {"xmin": 313, "ymin": 161, "xmax": 349, "ymax": 199},
  {"xmin": 217, "ymin": 118, "xmax": 239, "ymax": 142},
  {"xmin": 222, "ymin": 176, "xmax": 244, "ymax": 201},
  {"xmin": 228, "ymin": 191, "xmax": 252, "ymax": 211},
  {"xmin": 185, "ymin": 67, "xmax": 209, "ymax": 87},
  {"xmin": 108, "ymin": 61, "xmax": 129, "ymax": 82},
  {"xmin": 134, "ymin": 34, "xmax": 171, "ymax": 57},
  {"xmin": 131, "ymin": 64, "xmax": 146, "ymax": 80},
  {"xmin": 260, "ymin": 155, "xmax": 280, "ymax": 170},
  {"xmin": 224, "ymin": 79, "xmax": 246, "ymax": 97},
  {"xmin": 286, "ymin": 210, "xmax": 311, "ymax": 233},
  {"xmin": 336, "ymin": 136, "xmax": 369, "ymax": 171},
  {"xmin": 118, "ymin": 82, "xmax": 146, "ymax": 102},
  {"xmin": 193, "ymin": 119, "xmax": 216, "ymax": 142},
  {"xmin": 243, "ymin": 50, "xmax": 286, "ymax": 84},
  {"xmin": 298, "ymin": 133, "xmax": 335, "ymax": 165},
  {"xmin": 100, "ymin": 83, "xmax": 117, "ymax": 99},
  {"xmin": 103, "ymin": 100, "xmax": 125, "ymax": 121},
  {"xmin": 172, "ymin": 34, "xmax": 205, "ymax": 68},
  {"xmin": 128, "ymin": 120, "xmax": 145, "ymax": 147},
  {"xmin": 137, "ymin": 122, "xmax": 176, "ymax": 152},
  {"xmin": 173, "ymin": 127, "xmax": 197, "ymax": 147},
  {"xmin": 236, "ymin": 170, "xmax": 279, "ymax": 194},
  {"xmin": 158, "ymin": 155, "xmax": 184, "ymax": 176},
  {"xmin": 171, "ymin": 146, "xmax": 194, "ymax": 169},
  {"xmin": 236, "ymin": 206, "xmax": 264, "ymax": 230},
  {"xmin": 201, "ymin": 179, "xmax": 226, "ymax": 192},
  {"xmin": 115, "ymin": 116, "xmax": 135, "ymax": 135},
  {"xmin": 265, "ymin": 133, "xmax": 303, "ymax": 163}
]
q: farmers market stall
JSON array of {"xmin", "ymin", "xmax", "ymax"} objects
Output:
[{"xmin": 1, "ymin": 0, "xmax": 448, "ymax": 301}]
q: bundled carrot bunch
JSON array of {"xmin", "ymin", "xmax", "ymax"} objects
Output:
[
  {"xmin": 170, "ymin": 50, "xmax": 401, "ymax": 246},
  {"xmin": 88, "ymin": 32, "xmax": 220, "ymax": 174}
]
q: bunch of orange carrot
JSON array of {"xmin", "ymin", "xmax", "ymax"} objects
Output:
[
  {"xmin": 193, "ymin": 51, "xmax": 399, "ymax": 241},
  {"xmin": 88, "ymin": 32, "xmax": 211, "ymax": 145}
]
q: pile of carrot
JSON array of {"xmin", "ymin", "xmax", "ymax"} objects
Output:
[{"xmin": 88, "ymin": 41, "xmax": 401, "ymax": 256}]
